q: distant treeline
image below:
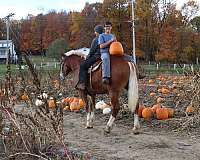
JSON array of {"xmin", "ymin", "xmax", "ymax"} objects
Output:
[{"xmin": 0, "ymin": 0, "xmax": 199, "ymax": 63}]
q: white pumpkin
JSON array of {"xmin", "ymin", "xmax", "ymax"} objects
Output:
[
  {"xmin": 103, "ymin": 107, "xmax": 111, "ymax": 114},
  {"xmin": 95, "ymin": 100, "xmax": 107, "ymax": 110},
  {"xmin": 35, "ymin": 99, "xmax": 44, "ymax": 106}
]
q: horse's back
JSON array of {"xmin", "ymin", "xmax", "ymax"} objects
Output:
[
  {"xmin": 110, "ymin": 56, "xmax": 130, "ymax": 89},
  {"xmin": 90, "ymin": 56, "xmax": 130, "ymax": 93}
]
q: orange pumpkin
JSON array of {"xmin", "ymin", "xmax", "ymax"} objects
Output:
[
  {"xmin": 138, "ymin": 104, "xmax": 145, "ymax": 118},
  {"xmin": 62, "ymin": 97, "xmax": 70, "ymax": 104},
  {"xmin": 149, "ymin": 79, "xmax": 155, "ymax": 84},
  {"xmin": 161, "ymin": 88, "xmax": 170, "ymax": 94},
  {"xmin": 151, "ymin": 103, "xmax": 161, "ymax": 114},
  {"xmin": 186, "ymin": 105, "xmax": 194, "ymax": 114},
  {"xmin": 48, "ymin": 98, "xmax": 56, "ymax": 108},
  {"xmin": 150, "ymin": 92, "xmax": 156, "ymax": 96},
  {"xmin": 142, "ymin": 107, "xmax": 153, "ymax": 120},
  {"xmin": 109, "ymin": 42, "xmax": 124, "ymax": 56},
  {"xmin": 156, "ymin": 108, "xmax": 168, "ymax": 120},
  {"xmin": 72, "ymin": 97, "xmax": 79, "ymax": 103},
  {"xmin": 21, "ymin": 94, "xmax": 29, "ymax": 101},
  {"xmin": 64, "ymin": 105, "xmax": 70, "ymax": 111},
  {"xmin": 79, "ymin": 99, "xmax": 85, "ymax": 108},
  {"xmin": 70, "ymin": 101, "xmax": 80, "ymax": 111},
  {"xmin": 166, "ymin": 108, "xmax": 174, "ymax": 118}
]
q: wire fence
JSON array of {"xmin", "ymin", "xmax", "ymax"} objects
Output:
[{"xmin": 141, "ymin": 62, "xmax": 200, "ymax": 76}]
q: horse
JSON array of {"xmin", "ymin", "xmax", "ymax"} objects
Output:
[{"xmin": 60, "ymin": 50, "xmax": 140, "ymax": 134}]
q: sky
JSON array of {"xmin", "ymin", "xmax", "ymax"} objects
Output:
[{"xmin": 0, "ymin": 0, "xmax": 199, "ymax": 20}]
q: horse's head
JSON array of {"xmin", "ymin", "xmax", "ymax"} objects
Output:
[
  {"xmin": 59, "ymin": 55, "xmax": 72, "ymax": 80},
  {"xmin": 59, "ymin": 51, "xmax": 86, "ymax": 80}
]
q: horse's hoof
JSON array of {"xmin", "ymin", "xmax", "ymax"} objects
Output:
[
  {"xmin": 132, "ymin": 127, "xmax": 141, "ymax": 135},
  {"xmin": 85, "ymin": 126, "xmax": 93, "ymax": 129},
  {"xmin": 104, "ymin": 126, "xmax": 111, "ymax": 134}
]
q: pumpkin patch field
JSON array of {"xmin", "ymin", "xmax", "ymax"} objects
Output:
[{"xmin": 0, "ymin": 70, "xmax": 200, "ymax": 160}]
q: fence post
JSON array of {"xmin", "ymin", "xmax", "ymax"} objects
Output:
[
  {"xmin": 156, "ymin": 63, "xmax": 159, "ymax": 70},
  {"xmin": 173, "ymin": 64, "xmax": 176, "ymax": 70},
  {"xmin": 191, "ymin": 64, "xmax": 194, "ymax": 73}
]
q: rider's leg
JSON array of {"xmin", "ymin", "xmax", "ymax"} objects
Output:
[
  {"xmin": 101, "ymin": 52, "xmax": 110, "ymax": 84},
  {"xmin": 76, "ymin": 55, "xmax": 100, "ymax": 90}
]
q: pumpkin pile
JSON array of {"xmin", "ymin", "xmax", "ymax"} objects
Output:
[
  {"xmin": 61, "ymin": 97, "xmax": 85, "ymax": 112},
  {"xmin": 138, "ymin": 103, "xmax": 175, "ymax": 120}
]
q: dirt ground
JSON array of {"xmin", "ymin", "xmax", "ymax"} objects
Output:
[{"xmin": 63, "ymin": 110, "xmax": 200, "ymax": 160}]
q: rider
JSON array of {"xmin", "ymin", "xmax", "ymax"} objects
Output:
[
  {"xmin": 76, "ymin": 25, "xmax": 104, "ymax": 90},
  {"xmin": 98, "ymin": 21, "xmax": 116, "ymax": 84},
  {"xmin": 99, "ymin": 21, "xmax": 145, "ymax": 80}
]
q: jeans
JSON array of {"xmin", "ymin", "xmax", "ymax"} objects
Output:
[
  {"xmin": 79, "ymin": 54, "xmax": 100, "ymax": 83},
  {"xmin": 101, "ymin": 52, "xmax": 110, "ymax": 78}
]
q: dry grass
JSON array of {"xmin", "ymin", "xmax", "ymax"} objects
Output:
[
  {"xmin": 168, "ymin": 71, "xmax": 200, "ymax": 133},
  {"xmin": 0, "ymin": 56, "xmax": 89, "ymax": 160}
]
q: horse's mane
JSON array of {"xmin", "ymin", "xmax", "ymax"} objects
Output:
[{"xmin": 64, "ymin": 49, "xmax": 89, "ymax": 59}]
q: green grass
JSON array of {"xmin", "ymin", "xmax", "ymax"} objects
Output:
[
  {"xmin": 1, "ymin": 56, "xmax": 199, "ymax": 78},
  {"xmin": 0, "ymin": 56, "xmax": 60, "ymax": 78},
  {"xmin": 27, "ymin": 55, "xmax": 59, "ymax": 64},
  {"xmin": 0, "ymin": 64, "xmax": 19, "ymax": 77}
]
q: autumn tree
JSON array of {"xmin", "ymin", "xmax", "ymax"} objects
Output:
[
  {"xmin": 20, "ymin": 15, "xmax": 33, "ymax": 52},
  {"xmin": 102, "ymin": 0, "xmax": 132, "ymax": 53},
  {"xmin": 77, "ymin": 2, "xmax": 104, "ymax": 48},
  {"xmin": 191, "ymin": 16, "xmax": 200, "ymax": 34},
  {"xmin": 67, "ymin": 11, "xmax": 83, "ymax": 49},
  {"xmin": 0, "ymin": 19, "xmax": 6, "ymax": 39},
  {"xmin": 47, "ymin": 38, "xmax": 68, "ymax": 59}
]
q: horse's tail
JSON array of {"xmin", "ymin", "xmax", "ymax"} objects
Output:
[{"xmin": 127, "ymin": 62, "xmax": 139, "ymax": 112}]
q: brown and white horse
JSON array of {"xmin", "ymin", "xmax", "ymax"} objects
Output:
[{"xmin": 60, "ymin": 50, "xmax": 140, "ymax": 133}]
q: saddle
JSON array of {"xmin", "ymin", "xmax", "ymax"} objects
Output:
[
  {"xmin": 87, "ymin": 61, "xmax": 102, "ymax": 89},
  {"xmin": 88, "ymin": 61, "xmax": 102, "ymax": 73}
]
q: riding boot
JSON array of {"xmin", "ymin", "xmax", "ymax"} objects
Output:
[{"xmin": 102, "ymin": 77, "xmax": 110, "ymax": 85}]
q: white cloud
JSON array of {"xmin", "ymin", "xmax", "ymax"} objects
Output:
[
  {"xmin": 0, "ymin": 5, "xmax": 40, "ymax": 19},
  {"xmin": 0, "ymin": 0, "xmax": 198, "ymax": 20},
  {"xmin": 0, "ymin": 0, "xmax": 104, "ymax": 19}
]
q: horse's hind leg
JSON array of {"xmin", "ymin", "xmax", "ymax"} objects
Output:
[
  {"xmin": 90, "ymin": 95, "xmax": 95, "ymax": 123},
  {"xmin": 104, "ymin": 91, "xmax": 119, "ymax": 133},
  {"xmin": 132, "ymin": 102, "xmax": 140, "ymax": 134}
]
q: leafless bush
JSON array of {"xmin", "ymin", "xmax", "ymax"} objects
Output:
[
  {"xmin": 171, "ymin": 71, "xmax": 200, "ymax": 133},
  {"xmin": 0, "ymin": 71, "xmax": 89, "ymax": 160}
]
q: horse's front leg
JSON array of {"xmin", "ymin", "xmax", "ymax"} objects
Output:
[
  {"xmin": 85, "ymin": 95, "xmax": 96, "ymax": 129},
  {"xmin": 104, "ymin": 91, "xmax": 119, "ymax": 133},
  {"xmin": 132, "ymin": 102, "xmax": 140, "ymax": 134},
  {"xmin": 79, "ymin": 91, "xmax": 92, "ymax": 129}
]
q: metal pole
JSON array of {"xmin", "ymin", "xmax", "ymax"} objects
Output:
[
  {"xmin": 131, "ymin": 0, "xmax": 136, "ymax": 63},
  {"xmin": 3, "ymin": 13, "xmax": 14, "ymax": 85},
  {"xmin": 3, "ymin": 13, "xmax": 14, "ymax": 64},
  {"xmin": 6, "ymin": 19, "xmax": 9, "ymax": 65}
]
